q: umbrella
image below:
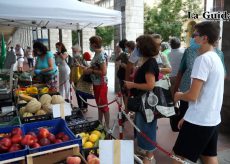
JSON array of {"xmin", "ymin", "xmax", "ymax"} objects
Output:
[{"xmin": 0, "ymin": 33, "xmax": 6, "ymax": 69}]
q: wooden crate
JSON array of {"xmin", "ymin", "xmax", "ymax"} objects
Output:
[
  {"xmin": 26, "ymin": 144, "xmax": 86, "ymax": 164},
  {"xmin": 0, "ymin": 156, "xmax": 25, "ymax": 164}
]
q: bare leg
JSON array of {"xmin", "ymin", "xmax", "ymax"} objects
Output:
[
  {"xmin": 104, "ymin": 111, "xmax": 110, "ymax": 129},
  {"xmin": 98, "ymin": 110, "xmax": 103, "ymax": 124},
  {"xmin": 201, "ymin": 155, "xmax": 218, "ymax": 164},
  {"xmin": 172, "ymin": 154, "xmax": 185, "ymax": 164}
]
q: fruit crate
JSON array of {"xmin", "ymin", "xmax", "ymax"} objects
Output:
[
  {"xmin": 0, "ymin": 110, "xmax": 18, "ymax": 123},
  {"xmin": 65, "ymin": 109, "xmax": 86, "ymax": 131},
  {"xmin": 55, "ymin": 153, "xmax": 87, "ymax": 164},
  {"xmin": 69, "ymin": 120, "xmax": 101, "ymax": 134},
  {"xmin": 23, "ymin": 118, "xmax": 82, "ymax": 154},
  {"xmin": 0, "ymin": 125, "xmax": 27, "ymax": 161},
  {"xmin": 0, "ymin": 116, "xmax": 21, "ymax": 128},
  {"xmin": 17, "ymin": 103, "xmax": 53, "ymax": 124}
]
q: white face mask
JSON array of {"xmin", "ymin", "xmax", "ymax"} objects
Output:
[{"xmin": 73, "ymin": 53, "xmax": 80, "ymax": 58}]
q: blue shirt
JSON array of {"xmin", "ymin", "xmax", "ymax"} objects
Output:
[{"xmin": 36, "ymin": 51, "xmax": 57, "ymax": 75}]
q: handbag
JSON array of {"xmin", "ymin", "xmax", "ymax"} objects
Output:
[
  {"xmin": 127, "ymin": 78, "xmax": 175, "ymax": 123},
  {"xmin": 82, "ymin": 74, "xmax": 92, "ymax": 83}
]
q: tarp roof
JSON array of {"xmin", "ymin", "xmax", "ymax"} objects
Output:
[{"xmin": 0, "ymin": 0, "xmax": 121, "ymax": 30}]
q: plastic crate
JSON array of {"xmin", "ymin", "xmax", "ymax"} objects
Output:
[
  {"xmin": 65, "ymin": 108, "xmax": 86, "ymax": 129},
  {"xmin": 17, "ymin": 103, "xmax": 53, "ymax": 123},
  {"xmin": 0, "ymin": 110, "xmax": 18, "ymax": 123},
  {"xmin": 0, "ymin": 116, "xmax": 21, "ymax": 128},
  {"xmin": 23, "ymin": 118, "xmax": 82, "ymax": 154},
  {"xmin": 68, "ymin": 120, "xmax": 101, "ymax": 134},
  {"xmin": 0, "ymin": 125, "xmax": 27, "ymax": 161}
]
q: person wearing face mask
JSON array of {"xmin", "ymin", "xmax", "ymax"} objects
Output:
[
  {"xmin": 55, "ymin": 42, "xmax": 71, "ymax": 101},
  {"xmin": 70, "ymin": 44, "xmax": 89, "ymax": 112},
  {"xmin": 173, "ymin": 21, "xmax": 224, "ymax": 164},
  {"xmin": 82, "ymin": 35, "xmax": 110, "ymax": 129},
  {"xmin": 33, "ymin": 42, "xmax": 57, "ymax": 89}
]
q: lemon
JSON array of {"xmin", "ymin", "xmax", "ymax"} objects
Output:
[
  {"xmin": 89, "ymin": 134, "xmax": 99, "ymax": 143},
  {"xmin": 91, "ymin": 130, "xmax": 101, "ymax": 138},
  {"xmin": 82, "ymin": 137, "xmax": 87, "ymax": 145},
  {"xmin": 79, "ymin": 132, "xmax": 86, "ymax": 138},
  {"xmin": 84, "ymin": 141, "xmax": 94, "ymax": 148}
]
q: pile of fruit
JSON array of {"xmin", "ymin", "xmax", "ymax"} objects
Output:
[
  {"xmin": 77, "ymin": 130, "xmax": 105, "ymax": 149},
  {"xmin": 0, "ymin": 127, "xmax": 25, "ymax": 153},
  {"xmin": 0, "ymin": 127, "xmax": 71, "ymax": 154},
  {"xmin": 19, "ymin": 94, "xmax": 65, "ymax": 118},
  {"xmin": 15, "ymin": 86, "xmax": 49, "ymax": 96},
  {"xmin": 23, "ymin": 127, "xmax": 70, "ymax": 149},
  {"xmin": 66, "ymin": 154, "xmax": 100, "ymax": 164}
]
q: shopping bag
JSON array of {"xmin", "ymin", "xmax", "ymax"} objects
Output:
[
  {"xmin": 127, "ymin": 78, "xmax": 175, "ymax": 123},
  {"xmin": 70, "ymin": 66, "xmax": 84, "ymax": 84},
  {"xmin": 75, "ymin": 76, "xmax": 94, "ymax": 96}
]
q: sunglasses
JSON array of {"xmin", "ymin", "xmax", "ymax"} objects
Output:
[{"xmin": 192, "ymin": 32, "xmax": 202, "ymax": 38}]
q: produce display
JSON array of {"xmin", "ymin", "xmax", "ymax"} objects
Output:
[
  {"xmin": 15, "ymin": 86, "xmax": 49, "ymax": 96},
  {"xmin": 19, "ymin": 94, "xmax": 65, "ymax": 119},
  {"xmin": 0, "ymin": 127, "xmax": 24, "ymax": 153},
  {"xmin": 23, "ymin": 128, "xmax": 70, "ymax": 148},
  {"xmin": 77, "ymin": 130, "xmax": 105, "ymax": 149}
]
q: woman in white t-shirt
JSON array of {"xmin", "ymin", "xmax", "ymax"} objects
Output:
[{"xmin": 173, "ymin": 21, "xmax": 224, "ymax": 164}]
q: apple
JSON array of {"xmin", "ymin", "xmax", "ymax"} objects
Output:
[
  {"xmin": 54, "ymin": 139, "xmax": 63, "ymax": 144},
  {"xmin": 87, "ymin": 154, "xmax": 97, "ymax": 162},
  {"xmin": 9, "ymin": 144, "xmax": 22, "ymax": 152},
  {"xmin": 88, "ymin": 157, "xmax": 100, "ymax": 164},
  {"xmin": 62, "ymin": 135, "xmax": 70, "ymax": 142},
  {"xmin": 47, "ymin": 133, "xmax": 56, "ymax": 143},
  {"xmin": 38, "ymin": 128, "xmax": 50, "ymax": 138},
  {"xmin": 39, "ymin": 138, "xmax": 50, "ymax": 146},
  {"xmin": 31, "ymin": 143, "xmax": 40, "ymax": 148},
  {"xmin": 27, "ymin": 132, "xmax": 37, "ymax": 138},
  {"xmin": 56, "ymin": 132, "xmax": 65, "ymax": 139},
  {"xmin": 0, "ymin": 138, "xmax": 12, "ymax": 150},
  {"xmin": 11, "ymin": 128, "xmax": 22, "ymax": 136},
  {"xmin": 66, "ymin": 156, "xmax": 81, "ymax": 164},
  {"xmin": 4, "ymin": 133, "xmax": 12, "ymax": 138},
  {"xmin": 11, "ymin": 134, "xmax": 23, "ymax": 144},
  {"xmin": 21, "ymin": 135, "xmax": 35, "ymax": 146}
]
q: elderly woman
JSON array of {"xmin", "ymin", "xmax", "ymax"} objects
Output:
[
  {"xmin": 55, "ymin": 42, "xmax": 71, "ymax": 101},
  {"xmin": 124, "ymin": 34, "xmax": 159, "ymax": 164},
  {"xmin": 33, "ymin": 42, "xmax": 57, "ymax": 89},
  {"xmin": 70, "ymin": 44, "xmax": 89, "ymax": 112}
]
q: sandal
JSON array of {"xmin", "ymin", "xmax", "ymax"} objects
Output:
[
  {"xmin": 81, "ymin": 108, "xmax": 88, "ymax": 113},
  {"xmin": 144, "ymin": 156, "xmax": 156, "ymax": 164}
]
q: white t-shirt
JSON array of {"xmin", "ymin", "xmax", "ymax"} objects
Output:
[{"xmin": 184, "ymin": 51, "xmax": 225, "ymax": 126}]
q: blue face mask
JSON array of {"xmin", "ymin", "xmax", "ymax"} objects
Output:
[
  {"xmin": 125, "ymin": 48, "xmax": 129, "ymax": 53},
  {"xmin": 90, "ymin": 46, "xmax": 94, "ymax": 52},
  {"xmin": 56, "ymin": 48, "xmax": 59, "ymax": 52},
  {"xmin": 132, "ymin": 47, "xmax": 141, "ymax": 57},
  {"xmin": 190, "ymin": 38, "xmax": 201, "ymax": 49}
]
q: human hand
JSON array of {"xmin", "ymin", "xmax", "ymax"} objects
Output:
[
  {"xmin": 34, "ymin": 69, "xmax": 41, "ymax": 75},
  {"xmin": 124, "ymin": 81, "xmax": 135, "ymax": 89},
  {"xmin": 178, "ymin": 118, "xmax": 184, "ymax": 130},
  {"xmin": 174, "ymin": 92, "xmax": 183, "ymax": 102}
]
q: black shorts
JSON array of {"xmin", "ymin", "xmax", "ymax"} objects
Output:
[{"xmin": 173, "ymin": 121, "xmax": 219, "ymax": 163}]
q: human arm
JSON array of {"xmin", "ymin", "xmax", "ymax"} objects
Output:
[
  {"xmin": 124, "ymin": 72, "xmax": 155, "ymax": 91},
  {"xmin": 59, "ymin": 52, "xmax": 68, "ymax": 60},
  {"xmin": 40, "ymin": 58, "xmax": 54, "ymax": 73},
  {"xmin": 174, "ymin": 78, "xmax": 204, "ymax": 102},
  {"xmin": 160, "ymin": 54, "xmax": 172, "ymax": 75}
]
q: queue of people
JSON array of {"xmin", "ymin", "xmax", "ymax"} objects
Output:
[{"xmin": 3, "ymin": 20, "xmax": 226, "ymax": 164}]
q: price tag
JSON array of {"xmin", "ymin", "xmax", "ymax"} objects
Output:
[{"xmin": 52, "ymin": 103, "xmax": 72, "ymax": 119}]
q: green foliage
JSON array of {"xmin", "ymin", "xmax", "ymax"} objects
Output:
[
  {"xmin": 144, "ymin": 0, "xmax": 202, "ymax": 41},
  {"xmin": 96, "ymin": 26, "xmax": 114, "ymax": 47}
]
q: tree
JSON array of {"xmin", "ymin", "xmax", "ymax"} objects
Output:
[
  {"xmin": 144, "ymin": 0, "xmax": 202, "ymax": 41},
  {"xmin": 96, "ymin": 26, "xmax": 114, "ymax": 47}
]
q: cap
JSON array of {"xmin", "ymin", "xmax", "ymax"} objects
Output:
[{"xmin": 83, "ymin": 52, "xmax": 91, "ymax": 61}]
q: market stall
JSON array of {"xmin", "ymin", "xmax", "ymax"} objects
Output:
[{"xmin": 0, "ymin": 0, "xmax": 124, "ymax": 163}]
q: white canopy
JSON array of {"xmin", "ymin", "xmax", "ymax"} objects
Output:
[{"xmin": 0, "ymin": 0, "xmax": 121, "ymax": 30}]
